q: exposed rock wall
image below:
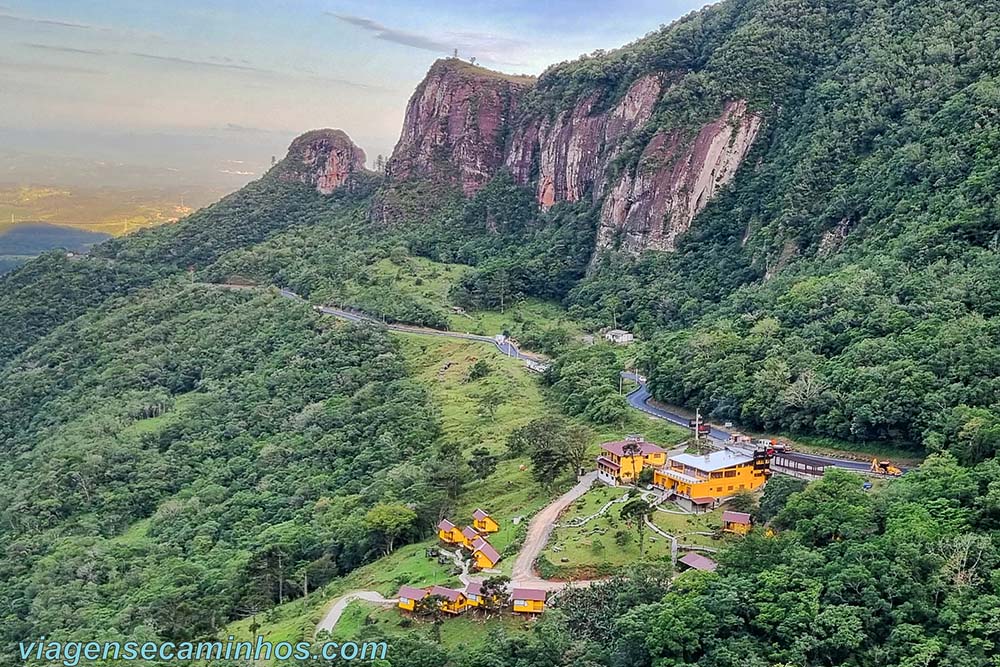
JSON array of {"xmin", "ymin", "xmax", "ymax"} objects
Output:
[
  {"xmin": 385, "ymin": 60, "xmax": 763, "ymax": 254},
  {"xmin": 596, "ymin": 100, "xmax": 762, "ymax": 253},
  {"xmin": 276, "ymin": 129, "xmax": 368, "ymax": 194},
  {"xmin": 505, "ymin": 74, "xmax": 664, "ymax": 209},
  {"xmin": 386, "ymin": 59, "xmax": 534, "ymax": 196}
]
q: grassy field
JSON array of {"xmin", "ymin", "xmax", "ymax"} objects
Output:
[
  {"xmin": 538, "ymin": 486, "xmax": 673, "ymax": 578},
  {"xmin": 331, "ymin": 600, "xmax": 533, "ymax": 649},
  {"xmin": 649, "ymin": 507, "xmax": 730, "ymax": 549}
]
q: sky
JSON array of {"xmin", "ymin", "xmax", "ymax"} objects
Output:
[{"xmin": 0, "ymin": 1, "xmax": 711, "ymax": 191}]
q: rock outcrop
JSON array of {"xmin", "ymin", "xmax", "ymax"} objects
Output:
[
  {"xmin": 596, "ymin": 100, "xmax": 762, "ymax": 253},
  {"xmin": 276, "ymin": 129, "xmax": 368, "ymax": 194},
  {"xmin": 506, "ymin": 74, "xmax": 664, "ymax": 209},
  {"xmin": 386, "ymin": 59, "xmax": 535, "ymax": 196},
  {"xmin": 385, "ymin": 59, "xmax": 763, "ymax": 254}
]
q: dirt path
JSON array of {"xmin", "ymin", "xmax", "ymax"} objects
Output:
[
  {"xmin": 511, "ymin": 472, "xmax": 597, "ymax": 585},
  {"xmin": 315, "ymin": 591, "xmax": 395, "ymax": 635}
]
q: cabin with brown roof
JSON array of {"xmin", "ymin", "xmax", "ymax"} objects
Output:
[
  {"xmin": 437, "ymin": 519, "xmax": 462, "ymax": 544},
  {"xmin": 470, "ymin": 537, "xmax": 501, "ymax": 570},
  {"xmin": 396, "ymin": 585, "xmax": 427, "ymax": 612},
  {"xmin": 428, "ymin": 585, "xmax": 469, "ymax": 614},
  {"xmin": 472, "ymin": 508, "xmax": 499, "ymax": 533},
  {"xmin": 511, "ymin": 587, "xmax": 546, "ymax": 614},
  {"xmin": 678, "ymin": 552, "xmax": 719, "ymax": 572},
  {"xmin": 459, "ymin": 525, "xmax": 480, "ymax": 548},
  {"xmin": 722, "ymin": 510, "xmax": 753, "ymax": 535}
]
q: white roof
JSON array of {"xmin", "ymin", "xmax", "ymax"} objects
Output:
[{"xmin": 671, "ymin": 449, "xmax": 752, "ymax": 472}]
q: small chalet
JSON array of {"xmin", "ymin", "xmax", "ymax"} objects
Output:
[
  {"xmin": 428, "ymin": 585, "xmax": 468, "ymax": 614},
  {"xmin": 459, "ymin": 525, "xmax": 480, "ymax": 548},
  {"xmin": 722, "ymin": 510, "xmax": 753, "ymax": 535},
  {"xmin": 604, "ymin": 329, "xmax": 634, "ymax": 345},
  {"xmin": 511, "ymin": 587, "xmax": 546, "ymax": 614},
  {"xmin": 472, "ymin": 508, "xmax": 500, "ymax": 533},
  {"xmin": 470, "ymin": 537, "xmax": 501, "ymax": 570},
  {"xmin": 678, "ymin": 552, "xmax": 719, "ymax": 573},
  {"xmin": 396, "ymin": 585, "xmax": 427, "ymax": 612},
  {"xmin": 437, "ymin": 519, "xmax": 462, "ymax": 544}
]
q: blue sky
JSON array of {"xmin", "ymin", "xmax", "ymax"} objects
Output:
[{"xmin": 0, "ymin": 1, "xmax": 711, "ymax": 189}]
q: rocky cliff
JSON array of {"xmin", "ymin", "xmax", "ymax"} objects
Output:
[
  {"xmin": 386, "ymin": 59, "xmax": 535, "ymax": 196},
  {"xmin": 386, "ymin": 59, "xmax": 763, "ymax": 255},
  {"xmin": 276, "ymin": 129, "xmax": 368, "ymax": 194},
  {"xmin": 596, "ymin": 100, "xmax": 763, "ymax": 253}
]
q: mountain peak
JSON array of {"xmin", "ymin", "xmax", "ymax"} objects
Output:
[{"xmin": 275, "ymin": 128, "xmax": 369, "ymax": 194}]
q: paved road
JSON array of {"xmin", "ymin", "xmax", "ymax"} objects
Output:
[{"xmin": 623, "ymin": 373, "xmax": 881, "ymax": 474}]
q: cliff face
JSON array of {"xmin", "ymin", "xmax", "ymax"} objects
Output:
[
  {"xmin": 506, "ymin": 74, "xmax": 664, "ymax": 209},
  {"xmin": 276, "ymin": 129, "xmax": 368, "ymax": 194},
  {"xmin": 597, "ymin": 100, "xmax": 763, "ymax": 253},
  {"xmin": 386, "ymin": 60, "xmax": 535, "ymax": 196},
  {"xmin": 386, "ymin": 60, "xmax": 763, "ymax": 254}
]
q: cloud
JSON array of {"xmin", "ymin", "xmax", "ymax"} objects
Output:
[
  {"xmin": 0, "ymin": 58, "xmax": 103, "ymax": 75},
  {"xmin": 128, "ymin": 51, "xmax": 266, "ymax": 73},
  {"xmin": 331, "ymin": 13, "xmax": 455, "ymax": 53},
  {"xmin": 329, "ymin": 13, "xmax": 531, "ymax": 68},
  {"xmin": 0, "ymin": 12, "xmax": 97, "ymax": 30},
  {"xmin": 21, "ymin": 42, "xmax": 108, "ymax": 56}
]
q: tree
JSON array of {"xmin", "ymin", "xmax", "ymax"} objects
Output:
[
  {"xmin": 728, "ymin": 490, "xmax": 757, "ymax": 514},
  {"xmin": 365, "ymin": 503, "xmax": 418, "ymax": 556},
  {"xmin": 478, "ymin": 575, "xmax": 511, "ymax": 619},
  {"xmin": 619, "ymin": 499, "xmax": 653, "ymax": 555},
  {"xmin": 757, "ymin": 475, "xmax": 807, "ymax": 523},
  {"xmin": 468, "ymin": 446, "xmax": 499, "ymax": 479}
]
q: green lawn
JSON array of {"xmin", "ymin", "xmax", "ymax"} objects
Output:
[
  {"xmin": 331, "ymin": 600, "xmax": 533, "ymax": 649},
  {"xmin": 539, "ymin": 486, "xmax": 673, "ymax": 579},
  {"xmin": 649, "ymin": 507, "xmax": 730, "ymax": 548}
]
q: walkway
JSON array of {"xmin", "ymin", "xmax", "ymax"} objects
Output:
[{"xmin": 316, "ymin": 591, "xmax": 396, "ymax": 634}]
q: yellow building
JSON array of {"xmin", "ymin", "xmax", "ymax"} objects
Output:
[
  {"xmin": 722, "ymin": 510, "xmax": 752, "ymax": 535},
  {"xmin": 512, "ymin": 587, "xmax": 546, "ymax": 614},
  {"xmin": 596, "ymin": 435, "xmax": 666, "ymax": 485},
  {"xmin": 428, "ymin": 585, "xmax": 468, "ymax": 614},
  {"xmin": 470, "ymin": 537, "xmax": 501, "ymax": 570},
  {"xmin": 437, "ymin": 519, "xmax": 462, "ymax": 544},
  {"xmin": 472, "ymin": 508, "xmax": 500, "ymax": 533},
  {"xmin": 653, "ymin": 448, "xmax": 770, "ymax": 505},
  {"xmin": 396, "ymin": 585, "xmax": 427, "ymax": 612},
  {"xmin": 458, "ymin": 525, "xmax": 480, "ymax": 548}
]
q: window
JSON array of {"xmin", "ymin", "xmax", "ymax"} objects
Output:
[
  {"xmin": 401, "ymin": 597, "xmax": 410, "ymax": 604},
  {"xmin": 728, "ymin": 485, "xmax": 734, "ymax": 491},
  {"xmin": 515, "ymin": 599, "xmax": 525, "ymax": 606},
  {"xmin": 724, "ymin": 470, "xmax": 737, "ymax": 478}
]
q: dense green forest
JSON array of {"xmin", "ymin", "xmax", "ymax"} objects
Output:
[{"xmin": 2, "ymin": 0, "xmax": 1000, "ymax": 664}]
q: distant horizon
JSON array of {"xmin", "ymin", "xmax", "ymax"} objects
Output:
[{"xmin": 0, "ymin": 1, "xmax": 711, "ymax": 192}]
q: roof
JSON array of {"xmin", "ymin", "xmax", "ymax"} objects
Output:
[
  {"xmin": 661, "ymin": 468, "xmax": 704, "ymax": 485},
  {"xmin": 679, "ymin": 552, "xmax": 718, "ymax": 572},
  {"xmin": 437, "ymin": 519, "xmax": 455, "ymax": 531},
  {"xmin": 596, "ymin": 455, "xmax": 621, "ymax": 470},
  {"xmin": 397, "ymin": 585, "xmax": 427, "ymax": 600},
  {"xmin": 671, "ymin": 449, "xmax": 752, "ymax": 473},
  {"xmin": 512, "ymin": 587, "xmax": 547, "ymax": 601},
  {"xmin": 428, "ymin": 585, "xmax": 465, "ymax": 602},
  {"xmin": 601, "ymin": 440, "xmax": 665, "ymax": 457},
  {"xmin": 472, "ymin": 508, "xmax": 492, "ymax": 521},
  {"xmin": 606, "ymin": 329, "xmax": 632, "ymax": 336},
  {"xmin": 465, "ymin": 581, "xmax": 484, "ymax": 596},
  {"xmin": 461, "ymin": 526, "xmax": 479, "ymax": 541},
  {"xmin": 473, "ymin": 540, "xmax": 501, "ymax": 564},
  {"xmin": 722, "ymin": 511, "xmax": 752, "ymax": 525},
  {"xmin": 692, "ymin": 497, "xmax": 715, "ymax": 505}
]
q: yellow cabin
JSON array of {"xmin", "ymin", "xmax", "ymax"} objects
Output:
[
  {"xmin": 458, "ymin": 525, "xmax": 480, "ymax": 548},
  {"xmin": 653, "ymin": 449, "xmax": 769, "ymax": 504},
  {"xmin": 596, "ymin": 435, "xmax": 666, "ymax": 485},
  {"xmin": 722, "ymin": 510, "xmax": 752, "ymax": 535},
  {"xmin": 470, "ymin": 537, "xmax": 501, "ymax": 570},
  {"xmin": 512, "ymin": 587, "xmax": 546, "ymax": 614},
  {"xmin": 472, "ymin": 508, "xmax": 500, "ymax": 533},
  {"xmin": 464, "ymin": 581, "xmax": 493, "ymax": 608},
  {"xmin": 437, "ymin": 519, "xmax": 462, "ymax": 544},
  {"xmin": 396, "ymin": 585, "xmax": 426, "ymax": 612},
  {"xmin": 428, "ymin": 585, "xmax": 468, "ymax": 614}
]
